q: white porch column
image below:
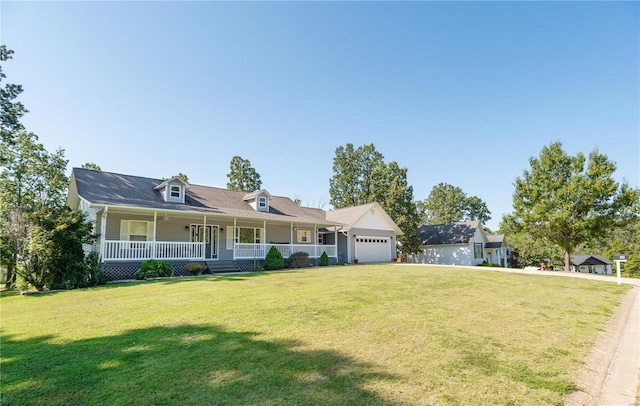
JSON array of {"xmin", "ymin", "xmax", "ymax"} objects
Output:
[
  {"xmin": 291, "ymin": 223, "xmax": 294, "ymax": 244},
  {"xmin": 263, "ymin": 220, "xmax": 267, "ymax": 257},
  {"xmin": 314, "ymin": 224, "xmax": 317, "ymax": 257},
  {"xmin": 353, "ymin": 234, "xmax": 358, "ymax": 262},
  {"xmin": 233, "ymin": 218, "xmax": 237, "ymax": 260},
  {"xmin": 100, "ymin": 207, "xmax": 108, "ymax": 262},
  {"xmin": 152, "ymin": 212, "xmax": 157, "ymax": 259},
  {"xmin": 334, "ymin": 228, "xmax": 338, "ymax": 260},
  {"xmin": 203, "ymin": 215, "xmax": 207, "ymax": 260}
]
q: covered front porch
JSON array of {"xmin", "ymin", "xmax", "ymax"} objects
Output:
[{"xmin": 97, "ymin": 207, "xmax": 339, "ymax": 262}]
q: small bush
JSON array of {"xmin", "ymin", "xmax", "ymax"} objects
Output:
[
  {"xmin": 264, "ymin": 246, "xmax": 285, "ymax": 270},
  {"xmin": 134, "ymin": 259, "xmax": 172, "ymax": 280},
  {"xmin": 185, "ymin": 262, "xmax": 207, "ymax": 276},
  {"xmin": 288, "ymin": 251, "xmax": 310, "ymax": 268},
  {"xmin": 252, "ymin": 265, "xmax": 265, "ymax": 272},
  {"xmin": 319, "ymin": 251, "xmax": 329, "ymax": 266}
]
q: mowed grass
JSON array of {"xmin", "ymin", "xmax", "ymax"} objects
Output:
[{"xmin": 0, "ymin": 265, "xmax": 630, "ymax": 406}]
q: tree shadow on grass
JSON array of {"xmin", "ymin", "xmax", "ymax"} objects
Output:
[
  {"xmin": 0, "ymin": 289, "xmax": 20, "ymax": 298},
  {"xmin": 1, "ymin": 324, "xmax": 399, "ymax": 406}
]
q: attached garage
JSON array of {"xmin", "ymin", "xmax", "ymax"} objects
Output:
[
  {"xmin": 355, "ymin": 236, "xmax": 392, "ymax": 263},
  {"xmin": 326, "ymin": 202, "xmax": 403, "ymax": 264}
]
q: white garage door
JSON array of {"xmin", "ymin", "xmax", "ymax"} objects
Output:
[{"xmin": 355, "ymin": 237, "xmax": 391, "ymax": 262}]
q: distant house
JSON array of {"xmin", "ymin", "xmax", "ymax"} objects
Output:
[
  {"xmin": 571, "ymin": 255, "xmax": 612, "ymax": 275},
  {"xmin": 407, "ymin": 220, "xmax": 510, "ymax": 267},
  {"xmin": 67, "ymin": 168, "xmax": 402, "ymax": 280}
]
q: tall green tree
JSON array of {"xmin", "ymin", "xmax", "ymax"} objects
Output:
[
  {"xmin": 1, "ymin": 132, "xmax": 68, "ymax": 288},
  {"xmin": 1, "ymin": 45, "xmax": 27, "ymax": 147},
  {"xmin": 164, "ymin": 172, "xmax": 189, "ymax": 182},
  {"xmin": 0, "ymin": 47, "xmax": 71, "ymax": 289},
  {"xmin": 81, "ymin": 162, "xmax": 101, "ymax": 171},
  {"xmin": 378, "ymin": 161, "xmax": 422, "ymax": 257},
  {"xmin": 418, "ymin": 182, "xmax": 491, "ymax": 225},
  {"xmin": 329, "ymin": 143, "xmax": 422, "ymax": 256},
  {"xmin": 226, "ymin": 156, "xmax": 262, "ymax": 192},
  {"xmin": 506, "ymin": 142, "xmax": 639, "ymax": 272},
  {"xmin": 329, "ymin": 144, "xmax": 379, "ymax": 208},
  {"xmin": 465, "ymin": 196, "xmax": 491, "ymax": 225}
]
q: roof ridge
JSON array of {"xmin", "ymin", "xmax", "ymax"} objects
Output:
[
  {"xmin": 73, "ymin": 168, "xmax": 300, "ymax": 201},
  {"xmin": 74, "ymin": 167, "xmax": 163, "ymax": 183}
]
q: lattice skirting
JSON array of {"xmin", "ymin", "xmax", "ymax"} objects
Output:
[
  {"xmin": 102, "ymin": 257, "xmax": 338, "ymax": 281},
  {"xmin": 234, "ymin": 258, "xmax": 337, "ymax": 272},
  {"xmin": 235, "ymin": 260, "xmax": 263, "ymax": 272},
  {"xmin": 102, "ymin": 261, "xmax": 209, "ymax": 281}
]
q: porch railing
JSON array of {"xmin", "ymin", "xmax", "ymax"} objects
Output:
[
  {"xmin": 102, "ymin": 241, "xmax": 337, "ymax": 262},
  {"xmin": 103, "ymin": 241, "xmax": 205, "ymax": 261},
  {"xmin": 234, "ymin": 243, "xmax": 337, "ymax": 260}
]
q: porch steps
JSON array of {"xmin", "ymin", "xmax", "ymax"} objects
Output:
[{"xmin": 206, "ymin": 260, "xmax": 242, "ymax": 274}]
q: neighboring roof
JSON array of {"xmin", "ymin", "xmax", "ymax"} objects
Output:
[
  {"xmin": 572, "ymin": 254, "xmax": 612, "ymax": 266},
  {"xmin": 325, "ymin": 202, "xmax": 403, "ymax": 235},
  {"xmin": 69, "ymin": 168, "xmax": 335, "ymax": 226},
  {"xmin": 485, "ymin": 233, "xmax": 506, "ymax": 249},
  {"xmin": 417, "ymin": 220, "xmax": 482, "ymax": 246}
]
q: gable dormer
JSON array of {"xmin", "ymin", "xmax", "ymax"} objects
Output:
[
  {"xmin": 243, "ymin": 190, "xmax": 272, "ymax": 212},
  {"xmin": 154, "ymin": 176, "xmax": 191, "ymax": 204}
]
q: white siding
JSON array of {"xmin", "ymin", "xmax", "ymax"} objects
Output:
[
  {"xmin": 409, "ymin": 227, "xmax": 487, "ymax": 266},
  {"xmin": 410, "ymin": 245, "xmax": 473, "ymax": 266},
  {"xmin": 577, "ymin": 264, "xmax": 611, "ymax": 275},
  {"xmin": 353, "ymin": 208, "xmax": 394, "ymax": 231}
]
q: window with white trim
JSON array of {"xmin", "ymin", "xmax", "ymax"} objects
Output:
[
  {"xmin": 356, "ymin": 238, "xmax": 387, "ymax": 243},
  {"xmin": 170, "ymin": 185, "xmax": 181, "ymax": 198},
  {"xmin": 120, "ymin": 220, "xmax": 153, "ymax": 242},
  {"xmin": 474, "ymin": 243, "xmax": 484, "ymax": 259},
  {"xmin": 227, "ymin": 227, "xmax": 263, "ymax": 249},
  {"xmin": 297, "ymin": 230, "xmax": 311, "ymax": 243},
  {"xmin": 258, "ymin": 196, "xmax": 267, "ymax": 209},
  {"xmin": 317, "ymin": 233, "xmax": 324, "ymax": 244}
]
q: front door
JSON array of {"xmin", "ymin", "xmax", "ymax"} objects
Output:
[{"xmin": 190, "ymin": 225, "xmax": 218, "ymax": 259}]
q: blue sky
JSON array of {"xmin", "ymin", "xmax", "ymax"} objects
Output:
[{"xmin": 2, "ymin": 1, "xmax": 638, "ymax": 231}]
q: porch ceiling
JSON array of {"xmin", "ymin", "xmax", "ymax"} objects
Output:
[{"xmin": 96, "ymin": 204, "xmax": 344, "ymax": 227}]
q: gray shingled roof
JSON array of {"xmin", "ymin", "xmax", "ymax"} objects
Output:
[
  {"xmin": 71, "ymin": 168, "xmax": 336, "ymax": 225},
  {"xmin": 572, "ymin": 254, "xmax": 612, "ymax": 265},
  {"xmin": 485, "ymin": 233, "xmax": 505, "ymax": 249},
  {"xmin": 417, "ymin": 221, "xmax": 481, "ymax": 245},
  {"xmin": 324, "ymin": 202, "xmax": 403, "ymax": 234}
]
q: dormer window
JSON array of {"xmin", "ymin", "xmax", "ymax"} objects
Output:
[
  {"xmin": 155, "ymin": 176, "xmax": 190, "ymax": 204},
  {"xmin": 170, "ymin": 185, "xmax": 181, "ymax": 199},
  {"xmin": 243, "ymin": 189, "xmax": 272, "ymax": 212}
]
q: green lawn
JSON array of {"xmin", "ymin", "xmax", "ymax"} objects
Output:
[{"xmin": 0, "ymin": 265, "xmax": 630, "ymax": 405}]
